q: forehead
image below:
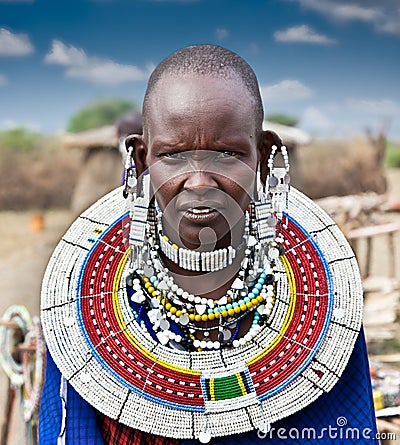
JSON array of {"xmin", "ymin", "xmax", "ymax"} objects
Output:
[{"xmin": 144, "ymin": 74, "xmax": 256, "ymax": 137}]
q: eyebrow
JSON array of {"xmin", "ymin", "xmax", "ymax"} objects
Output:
[
  {"xmin": 151, "ymin": 139, "xmax": 186, "ymax": 150},
  {"xmin": 151, "ymin": 137, "xmax": 253, "ymax": 152}
]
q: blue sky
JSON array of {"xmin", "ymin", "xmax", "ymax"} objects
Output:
[{"xmin": 0, "ymin": 0, "xmax": 399, "ymax": 139}]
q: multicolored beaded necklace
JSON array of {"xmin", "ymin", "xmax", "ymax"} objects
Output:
[{"xmin": 126, "ymin": 214, "xmax": 282, "ymax": 351}]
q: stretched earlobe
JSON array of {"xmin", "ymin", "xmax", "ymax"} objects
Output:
[
  {"xmin": 258, "ymin": 130, "xmax": 283, "ymax": 185},
  {"xmin": 124, "ymin": 134, "xmax": 148, "ymax": 177},
  {"xmin": 122, "ymin": 134, "xmax": 149, "ymax": 200}
]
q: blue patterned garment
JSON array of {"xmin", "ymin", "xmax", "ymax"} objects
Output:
[
  {"xmin": 39, "ymin": 350, "xmax": 105, "ymax": 445},
  {"xmin": 39, "ymin": 329, "xmax": 377, "ymax": 444}
]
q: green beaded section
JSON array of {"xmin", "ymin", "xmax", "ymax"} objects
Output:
[{"xmin": 207, "ymin": 373, "xmax": 248, "ymax": 401}]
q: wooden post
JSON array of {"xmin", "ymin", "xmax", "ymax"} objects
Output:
[
  {"xmin": 365, "ymin": 237, "xmax": 372, "ymax": 279},
  {"xmin": 388, "ymin": 232, "xmax": 396, "ymax": 280},
  {"xmin": 0, "ymin": 382, "xmax": 15, "ymax": 445}
]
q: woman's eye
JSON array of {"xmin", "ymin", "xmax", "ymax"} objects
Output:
[
  {"xmin": 160, "ymin": 151, "xmax": 238, "ymax": 162},
  {"xmin": 163, "ymin": 152, "xmax": 187, "ymax": 161},
  {"xmin": 215, "ymin": 151, "xmax": 237, "ymax": 159}
]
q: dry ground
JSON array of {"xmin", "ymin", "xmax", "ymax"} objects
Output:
[
  {"xmin": 0, "ymin": 210, "xmax": 75, "ymax": 444},
  {"xmin": 0, "ymin": 169, "xmax": 399, "ymax": 444}
]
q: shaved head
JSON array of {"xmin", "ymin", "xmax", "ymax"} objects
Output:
[{"xmin": 142, "ymin": 44, "xmax": 264, "ymax": 134}]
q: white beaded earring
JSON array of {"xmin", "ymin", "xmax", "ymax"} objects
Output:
[
  {"xmin": 253, "ymin": 142, "xmax": 290, "ymax": 269},
  {"xmin": 123, "ymin": 143, "xmax": 151, "ymax": 272},
  {"xmin": 123, "ymin": 146, "xmax": 137, "ymax": 199},
  {"xmin": 266, "ymin": 144, "xmax": 290, "ymax": 222},
  {"xmin": 254, "ymin": 162, "xmax": 275, "ymax": 247}
]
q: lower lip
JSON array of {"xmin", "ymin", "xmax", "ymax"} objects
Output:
[{"xmin": 183, "ymin": 209, "xmax": 220, "ymax": 223}]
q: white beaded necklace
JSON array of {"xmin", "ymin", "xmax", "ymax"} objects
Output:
[
  {"xmin": 156, "ymin": 210, "xmax": 244, "ymax": 272},
  {"xmin": 158, "ymin": 230, "xmax": 239, "ymax": 272}
]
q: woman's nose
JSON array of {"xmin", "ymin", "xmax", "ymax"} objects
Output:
[{"xmin": 183, "ymin": 168, "xmax": 219, "ymax": 192}]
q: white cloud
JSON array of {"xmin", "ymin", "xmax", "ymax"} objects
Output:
[
  {"xmin": 286, "ymin": 0, "xmax": 400, "ymax": 36},
  {"xmin": 274, "ymin": 25, "xmax": 336, "ymax": 44},
  {"xmin": 44, "ymin": 40, "xmax": 87, "ymax": 66},
  {"xmin": 347, "ymin": 98, "xmax": 400, "ymax": 115},
  {"xmin": 215, "ymin": 27, "xmax": 229, "ymax": 40},
  {"xmin": 289, "ymin": 0, "xmax": 381, "ymax": 21},
  {"xmin": 0, "ymin": 119, "xmax": 40, "ymax": 131},
  {"xmin": 44, "ymin": 40, "xmax": 151, "ymax": 85},
  {"xmin": 0, "ymin": 74, "xmax": 7, "ymax": 85},
  {"xmin": 298, "ymin": 98, "xmax": 400, "ymax": 138},
  {"xmin": 261, "ymin": 79, "xmax": 313, "ymax": 103},
  {"xmin": 326, "ymin": 4, "xmax": 381, "ymax": 22},
  {"xmin": 0, "ymin": 28, "xmax": 34, "ymax": 56},
  {"xmin": 300, "ymin": 106, "xmax": 333, "ymax": 131},
  {"xmin": 67, "ymin": 63, "xmax": 150, "ymax": 84}
]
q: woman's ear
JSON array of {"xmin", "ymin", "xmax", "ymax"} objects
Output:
[
  {"xmin": 124, "ymin": 134, "xmax": 148, "ymax": 176},
  {"xmin": 258, "ymin": 130, "xmax": 283, "ymax": 185}
]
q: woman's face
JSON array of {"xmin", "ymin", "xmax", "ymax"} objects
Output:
[{"xmin": 143, "ymin": 75, "xmax": 262, "ymax": 250}]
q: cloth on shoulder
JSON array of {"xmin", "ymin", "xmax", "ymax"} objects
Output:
[{"xmin": 39, "ymin": 329, "xmax": 378, "ymax": 444}]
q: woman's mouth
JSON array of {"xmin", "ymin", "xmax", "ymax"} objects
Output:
[
  {"xmin": 189, "ymin": 207, "xmax": 214, "ymax": 214},
  {"xmin": 184, "ymin": 206, "xmax": 219, "ymax": 221}
]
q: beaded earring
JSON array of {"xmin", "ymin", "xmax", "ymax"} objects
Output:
[
  {"xmin": 123, "ymin": 146, "xmax": 137, "ymax": 199},
  {"xmin": 253, "ymin": 162, "xmax": 274, "ymax": 273},
  {"xmin": 265, "ymin": 144, "xmax": 290, "ymax": 262},
  {"xmin": 266, "ymin": 144, "xmax": 290, "ymax": 223},
  {"xmin": 123, "ymin": 143, "xmax": 151, "ymax": 273},
  {"xmin": 253, "ymin": 142, "xmax": 290, "ymax": 269}
]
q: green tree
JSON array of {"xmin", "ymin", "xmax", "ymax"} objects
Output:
[
  {"xmin": 67, "ymin": 99, "xmax": 137, "ymax": 132},
  {"xmin": 0, "ymin": 127, "xmax": 42, "ymax": 152},
  {"xmin": 265, "ymin": 113, "xmax": 299, "ymax": 127}
]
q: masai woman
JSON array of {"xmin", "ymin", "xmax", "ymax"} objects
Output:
[{"xmin": 40, "ymin": 45, "xmax": 377, "ymax": 444}]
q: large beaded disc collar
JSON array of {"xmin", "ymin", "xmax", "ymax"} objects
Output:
[{"xmin": 40, "ymin": 182, "xmax": 363, "ymax": 441}]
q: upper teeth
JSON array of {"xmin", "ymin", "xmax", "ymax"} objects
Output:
[{"xmin": 190, "ymin": 208, "xmax": 212, "ymax": 214}]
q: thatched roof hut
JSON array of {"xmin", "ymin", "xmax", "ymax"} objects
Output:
[
  {"xmin": 61, "ymin": 125, "xmax": 118, "ymax": 151},
  {"xmin": 263, "ymin": 121, "xmax": 311, "ymax": 146},
  {"xmin": 61, "ymin": 121, "xmax": 310, "ymax": 151}
]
